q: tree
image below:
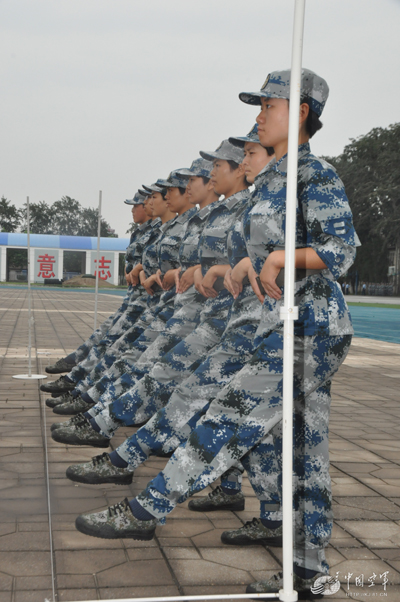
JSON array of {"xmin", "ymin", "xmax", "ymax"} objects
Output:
[
  {"xmin": 51, "ymin": 196, "xmax": 82, "ymax": 236},
  {"xmin": 0, "ymin": 197, "xmax": 20, "ymax": 232},
  {"xmin": 18, "ymin": 197, "xmax": 118, "ymax": 238},
  {"xmin": 20, "ymin": 201, "xmax": 54, "ymax": 234},
  {"xmin": 78, "ymin": 207, "xmax": 116, "ymax": 237},
  {"xmin": 324, "ymin": 123, "xmax": 400, "ymax": 291}
]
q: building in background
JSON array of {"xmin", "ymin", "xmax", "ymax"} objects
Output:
[{"xmin": 0, "ymin": 232, "xmax": 129, "ymax": 286}]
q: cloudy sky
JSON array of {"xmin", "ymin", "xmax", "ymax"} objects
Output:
[{"xmin": 1, "ymin": 0, "xmax": 399, "ymax": 238}]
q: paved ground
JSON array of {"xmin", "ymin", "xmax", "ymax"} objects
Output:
[{"xmin": 1, "ymin": 289, "xmax": 400, "ymax": 601}]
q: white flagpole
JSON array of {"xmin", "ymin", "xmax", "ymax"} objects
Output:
[
  {"xmin": 279, "ymin": 1, "xmax": 306, "ymax": 601},
  {"xmin": 94, "ymin": 190, "xmax": 102, "ymax": 330},
  {"xmin": 26, "ymin": 196, "xmax": 32, "ymax": 377},
  {"xmin": 13, "ymin": 196, "xmax": 47, "ymax": 380}
]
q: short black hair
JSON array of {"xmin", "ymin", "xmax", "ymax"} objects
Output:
[
  {"xmin": 300, "ymin": 98, "xmax": 323, "ymax": 138},
  {"xmin": 227, "ymin": 160, "xmax": 240, "ymax": 171},
  {"xmin": 288, "ymin": 98, "xmax": 323, "ymax": 138},
  {"xmin": 305, "ymin": 105, "xmax": 323, "ymax": 138},
  {"xmin": 266, "ymin": 146, "xmax": 274, "ymax": 156},
  {"xmin": 160, "ymin": 189, "xmax": 168, "ymax": 200},
  {"xmin": 201, "ymin": 176, "xmax": 210, "ymax": 185},
  {"xmin": 177, "ymin": 186, "xmax": 187, "ymax": 195}
]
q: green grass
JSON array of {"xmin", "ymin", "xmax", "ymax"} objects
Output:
[{"xmin": 347, "ymin": 302, "xmax": 400, "ymax": 309}]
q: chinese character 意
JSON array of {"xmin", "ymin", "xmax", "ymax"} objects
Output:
[
  {"xmin": 37, "ymin": 254, "xmax": 56, "ymax": 278},
  {"xmin": 94, "ymin": 256, "xmax": 112, "ymax": 280}
]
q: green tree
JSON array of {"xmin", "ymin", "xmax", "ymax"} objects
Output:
[
  {"xmin": 51, "ymin": 196, "xmax": 82, "ymax": 236},
  {"xmin": 20, "ymin": 201, "xmax": 54, "ymax": 234},
  {"xmin": 78, "ymin": 207, "xmax": 116, "ymax": 237},
  {"xmin": 0, "ymin": 197, "xmax": 20, "ymax": 232},
  {"xmin": 324, "ymin": 123, "xmax": 400, "ymax": 290}
]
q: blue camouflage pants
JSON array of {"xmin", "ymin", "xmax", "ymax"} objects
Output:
[
  {"xmin": 109, "ymin": 286, "xmax": 262, "ymax": 455},
  {"xmin": 135, "ymin": 330, "xmax": 352, "ymax": 574},
  {"xmin": 91, "ymin": 290, "xmax": 234, "ymax": 432},
  {"xmin": 81, "ymin": 288, "xmax": 206, "ymax": 404},
  {"xmin": 107, "ymin": 288, "xmax": 281, "ymax": 510},
  {"xmin": 68, "ymin": 289, "xmax": 149, "ymax": 384},
  {"xmin": 93, "ymin": 287, "xmax": 281, "ymax": 501},
  {"xmin": 72, "ymin": 289, "xmax": 132, "ymax": 363}
]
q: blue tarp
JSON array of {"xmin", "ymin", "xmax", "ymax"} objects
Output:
[{"xmin": 0, "ymin": 232, "xmax": 130, "ymax": 251}]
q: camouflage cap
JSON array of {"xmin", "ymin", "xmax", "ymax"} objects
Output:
[
  {"xmin": 229, "ymin": 124, "xmax": 260, "ymax": 148},
  {"xmin": 124, "ymin": 191, "xmax": 147, "ymax": 206},
  {"xmin": 155, "ymin": 170, "xmax": 188, "ymax": 189},
  {"xmin": 174, "ymin": 158, "xmax": 214, "ymax": 179},
  {"xmin": 138, "ymin": 188, "xmax": 150, "ymax": 198},
  {"xmin": 142, "ymin": 180, "xmax": 168, "ymax": 194},
  {"xmin": 239, "ymin": 68, "xmax": 329, "ymax": 117},
  {"xmin": 200, "ymin": 139, "xmax": 244, "ymax": 165}
]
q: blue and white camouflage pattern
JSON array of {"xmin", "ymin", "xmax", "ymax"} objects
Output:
[
  {"xmin": 131, "ymin": 143, "xmax": 359, "ymax": 575},
  {"xmin": 239, "ymin": 68, "xmax": 329, "ymax": 118}
]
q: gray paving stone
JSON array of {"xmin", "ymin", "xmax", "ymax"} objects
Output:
[
  {"xmin": 54, "ymin": 549, "xmax": 127, "ymax": 575},
  {"xmin": 98, "ymin": 586, "xmax": 180, "ymax": 600},
  {"xmin": 57, "ymin": 589, "xmax": 97, "ymax": 602},
  {"xmin": 95, "ymin": 560, "xmax": 175, "ymax": 587},
  {"xmin": 1, "ymin": 289, "xmax": 400, "ymax": 600},
  {"xmin": 168, "ymin": 558, "xmax": 252, "ymax": 586}
]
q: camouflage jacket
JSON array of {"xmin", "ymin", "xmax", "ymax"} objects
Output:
[
  {"xmin": 125, "ymin": 220, "xmax": 153, "ymax": 274},
  {"xmin": 157, "ymin": 207, "xmax": 198, "ymax": 276},
  {"xmin": 199, "ymin": 189, "xmax": 251, "ymax": 277},
  {"xmin": 178, "ymin": 203, "xmax": 215, "ymax": 273},
  {"xmin": 243, "ymin": 143, "xmax": 360, "ymax": 337}
]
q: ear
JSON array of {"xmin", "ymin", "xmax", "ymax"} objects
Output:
[
  {"xmin": 206, "ymin": 179, "xmax": 215, "ymax": 192},
  {"xmin": 299, "ymin": 102, "xmax": 309, "ymax": 128},
  {"xmin": 236, "ymin": 163, "xmax": 246, "ymax": 178}
]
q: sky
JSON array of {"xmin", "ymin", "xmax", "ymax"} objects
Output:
[{"xmin": 1, "ymin": 0, "xmax": 399, "ymax": 238}]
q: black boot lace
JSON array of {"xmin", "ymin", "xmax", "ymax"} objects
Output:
[
  {"xmin": 108, "ymin": 498, "xmax": 130, "ymax": 518},
  {"xmin": 92, "ymin": 453, "xmax": 109, "ymax": 467}
]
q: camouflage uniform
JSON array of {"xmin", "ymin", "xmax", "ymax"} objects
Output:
[
  {"xmin": 92, "ymin": 169, "xmax": 270, "ymax": 476},
  {"xmin": 71, "ymin": 218, "xmax": 152, "ymax": 365},
  {"xmin": 83, "ymin": 202, "xmax": 213, "ymax": 406},
  {"xmin": 65, "ymin": 217, "xmax": 161, "ymax": 386},
  {"xmin": 132, "ymin": 143, "xmax": 360, "ymax": 575},
  {"xmin": 73, "ymin": 205, "xmax": 199, "ymax": 400},
  {"xmin": 89, "ymin": 187, "xmax": 250, "ymax": 439}
]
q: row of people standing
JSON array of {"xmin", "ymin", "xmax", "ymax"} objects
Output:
[{"xmin": 41, "ymin": 67, "xmax": 360, "ymax": 597}]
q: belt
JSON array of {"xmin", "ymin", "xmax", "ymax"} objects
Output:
[{"xmin": 275, "ymin": 268, "xmax": 321, "ymax": 288}]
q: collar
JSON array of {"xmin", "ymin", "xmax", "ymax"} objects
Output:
[
  {"xmin": 159, "ymin": 216, "xmax": 178, "ymax": 233},
  {"xmin": 197, "ymin": 202, "xmax": 215, "ymax": 221},
  {"xmin": 139, "ymin": 220, "xmax": 151, "ymax": 231},
  {"xmin": 253, "ymin": 159, "xmax": 276, "ymax": 188},
  {"xmin": 222, "ymin": 188, "xmax": 250, "ymax": 210},
  {"xmin": 175, "ymin": 206, "xmax": 198, "ymax": 224},
  {"xmin": 272, "ymin": 142, "xmax": 311, "ymax": 176},
  {"xmin": 151, "ymin": 218, "xmax": 162, "ymax": 229}
]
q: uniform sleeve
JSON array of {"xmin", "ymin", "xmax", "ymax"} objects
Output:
[{"xmin": 298, "ymin": 161, "xmax": 361, "ymax": 280}]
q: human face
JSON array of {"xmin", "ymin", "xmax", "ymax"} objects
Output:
[
  {"xmin": 242, "ymin": 142, "xmax": 271, "ymax": 184},
  {"xmin": 131, "ymin": 203, "xmax": 147, "ymax": 224},
  {"xmin": 210, "ymin": 159, "xmax": 237, "ymax": 196},
  {"xmin": 256, "ymin": 97, "xmax": 290, "ymax": 161},
  {"xmin": 186, "ymin": 176, "xmax": 208, "ymax": 206},
  {"xmin": 143, "ymin": 197, "xmax": 154, "ymax": 218},
  {"xmin": 165, "ymin": 186, "xmax": 189, "ymax": 215},
  {"xmin": 149, "ymin": 191, "xmax": 168, "ymax": 218}
]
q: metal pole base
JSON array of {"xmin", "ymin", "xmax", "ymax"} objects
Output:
[
  {"xmin": 279, "ymin": 589, "xmax": 298, "ymax": 601},
  {"xmin": 12, "ymin": 374, "xmax": 47, "ymax": 380}
]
